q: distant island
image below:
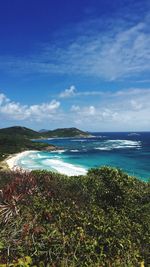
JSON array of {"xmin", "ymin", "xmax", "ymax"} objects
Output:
[{"xmin": 0, "ymin": 126, "xmax": 91, "ymax": 165}]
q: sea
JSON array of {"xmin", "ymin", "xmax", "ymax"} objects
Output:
[{"xmin": 16, "ymin": 132, "xmax": 150, "ymax": 181}]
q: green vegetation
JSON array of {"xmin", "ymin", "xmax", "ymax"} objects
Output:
[
  {"xmin": 0, "ymin": 126, "xmax": 149, "ymax": 265},
  {"xmin": 43, "ymin": 127, "xmax": 90, "ymax": 138},
  {"xmin": 0, "ymin": 133, "xmax": 55, "ymax": 162},
  {"xmin": 0, "ymin": 167, "xmax": 149, "ymax": 266},
  {"xmin": 0, "ymin": 126, "xmax": 40, "ymax": 139},
  {"xmin": 0, "ymin": 126, "xmax": 53, "ymax": 161},
  {"xmin": 0, "ymin": 126, "xmax": 90, "ymax": 139},
  {"xmin": 0, "ymin": 126, "xmax": 90, "ymax": 162}
]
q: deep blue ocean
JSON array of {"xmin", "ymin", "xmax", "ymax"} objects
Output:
[{"xmin": 16, "ymin": 132, "xmax": 150, "ymax": 181}]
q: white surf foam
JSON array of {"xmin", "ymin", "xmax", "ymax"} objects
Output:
[
  {"xmin": 95, "ymin": 147, "xmax": 112, "ymax": 151},
  {"xmin": 6, "ymin": 150, "xmax": 38, "ymax": 170},
  {"xmin": 95, "ymin": 140, "xmax": 141, "ymax": 151},
  {"xmin": 128, "ymin": 133, "xmax": 140, "ymax": 136},
  {"xmin": 50, "ymin": 149, "xmax": 66, "ymax": 153},
  {"xmin": 37, "ymin": 153, "xmax": 48, "ymax": 159},
  {"xmin": 71, "ymin": 139, "xmax": 87, "ymax": 142},
  {"xmin": 6, "ymin": 150, "xmax": 84, "ymax": 176},
  {"xmin": 42, "ymin": 159, "xmax": 87, "ymax": 176}
]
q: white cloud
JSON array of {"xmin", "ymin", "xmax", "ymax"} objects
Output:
[
  {"xmin": 27, "ymin": 100, "xmax": 60, "ymax": 117},
  {"xmin": 71, "ymin": 105, "xmax": 96, "ymax": 116},
  {"xmin": 0, "ymin": 93, "xmax": 60, "ymax": 121},
  {"xmin": 59, "ymin": 87, "xmax": 105, "ymax": 98},
  {"xmin": 0, "ymin": 88, "xmax": 150, "ymax": 131},
  {"xmin": 1, "ymin": 102, "xmax": 27, "ymax": 120},
  {"xmin": 130, "ymin": 100, "xmax": 143, "ymax": 110},
  {"xmin": 68, "ymin": 88, "xmax": 150, "ymax": 131},
  {"xmin": 0, "ymin": 12, "xmax": 150, "ymax": 81},
  {"xmin": 71, "ymin": 105, "xmax": 80, "ymax": 112},
  {"xmin": 86, "ymin": 106, "xmax": 96, "ymax": 116},
  {"xmin": 59, "ymin": 85, "xmax": 76, "ymax": 98},
  {"xmin": 39, "ymin": 17, "xmax": 150, "ymax": 81},
  {"xmin": 0, "ymin": 93, "xmax": 9, "ymax": 105}
]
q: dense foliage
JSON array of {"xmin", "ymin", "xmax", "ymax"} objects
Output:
[
  {"xmin": 0, "ymin": 134, "xmax": 54, "ymax": 162},
  {"xmin": 0, "ymin": 126, "xmax": 40, "ymax": 139},
  {"xmin": 0, "ymin": 126, "xmax": 89, "ymax": 140},
  {"xmin": 0, "ymin": 126, "xmax": 89, "ymax": 162},
  {"xmin": 0, "ymin": 167, "xmax": 149, "ymax": 266}
]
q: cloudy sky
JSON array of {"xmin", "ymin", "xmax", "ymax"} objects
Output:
[{"xmin": 0, "ymin": 0, "xmax": 150, "ymax": 131}]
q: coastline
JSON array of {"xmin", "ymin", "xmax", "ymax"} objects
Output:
[
  {"xmin": 0, "ymin": 150, "xmax": 87, "ymax": 176},
  {"xmin": 32, "ymin": 134, "xmax": 94, "ymax": 141},
  {"xmin": 4, "ymin": 150, "xmax": 38, "ymax": 171}
]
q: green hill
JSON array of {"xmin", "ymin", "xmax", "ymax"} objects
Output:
[
  {"xmin": 0, "ymin": 126, "xmax": 90, "ymax": 139},
  {"xmin": 0, "ymin": 126, "xmax": 40, "ymax": 138},
  {"xmin": 0, "ymin": 127, "xmax": 55, "ymax": 162},
  {"xmin": 0, "ymin": 126, "xmax": 90, "ymax": 163},
  {"xmin": 43, "ymin": 127, "xmax": 90, "ymax": 138}
]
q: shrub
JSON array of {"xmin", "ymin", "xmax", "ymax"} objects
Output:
[{"xmin": 0, "ymin": 167, "xmax": 149, "ymax": 266}]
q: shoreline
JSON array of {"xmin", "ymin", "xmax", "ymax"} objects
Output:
[
  {"xmin": 32, "ymin": 135, "xmax": 94, "ymax": 141},
  {"xmin": 4, "ymin": 150, "xmax": 38, "ymax": 171},
  {"xmin": 1, "ymin": 150, "xmax": 87, "ymax": 176}
]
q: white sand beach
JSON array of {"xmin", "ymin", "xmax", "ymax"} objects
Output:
[
  {"xmin": 6, "ymin": 150, "xmax": 38, "ymax": 171},
  {"xmin": 4, "ymin": 150, "xmax": 87, "ymax": 176}
]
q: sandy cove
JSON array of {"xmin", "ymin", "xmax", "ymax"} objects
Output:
[
  {"xmin": 5, "ymin": 150, "xmax": 38, "ymax": 171},
  {"xmin": 1, "ymin": 150, "xmax": 87, "ymax": 176}
]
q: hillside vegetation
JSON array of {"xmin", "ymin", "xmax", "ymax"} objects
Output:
[
  {"xmin": 0, "ymin": 167, "xmax": 149, "ymax": 266},
  {"xmin": 0, "ymin": 126, "xmax": 90, "ymax": 139},
  {"xmin": 43, "ymin": 127, "xmax": 90, "ymax": 138},
  {"xmin": 0, "ymin": 126, "xmax": 89, "ymax": 162},
  {"xmin": 0, "ymin": 126, "xmax": 40, "ymax": 139},
  {"xmin": 0, "ymin": 126, "xmax": 52, "ymax": 161}
]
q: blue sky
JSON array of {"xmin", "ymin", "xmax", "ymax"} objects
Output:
[{"xmin": 0, "ymin": 0, "xmax": 150, "ymax": 131}]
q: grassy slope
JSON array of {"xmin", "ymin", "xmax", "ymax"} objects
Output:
[{"xmin": 0, "ymin": 167, "xmax": 149, "ymax": 266}]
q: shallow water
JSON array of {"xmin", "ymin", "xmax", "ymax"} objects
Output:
[{"xmin": 16, "ymin": 132, "xmax": 150, "ymax": 181}]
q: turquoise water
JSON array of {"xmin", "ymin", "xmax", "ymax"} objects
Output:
[{"xmin": 16, "ymin": 132, "xmax": 150, "ymax": 181}]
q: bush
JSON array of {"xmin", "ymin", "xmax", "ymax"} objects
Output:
[{"xmin": 0, "ymin": 167, "xmax": 149, "ymax": 266}]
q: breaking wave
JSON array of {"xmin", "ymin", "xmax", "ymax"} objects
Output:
[
  {"xmin": 95, "ymin": 140, "xmax": 141, "ymax": 151},
  {"xmin": 42, "ymin": 159, "xmax": 87, "ymax": 176}
]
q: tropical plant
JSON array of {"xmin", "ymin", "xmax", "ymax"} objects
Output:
[{"xmin": 0, "ymin": 167, "xmax": 149, "ymax": 266}]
